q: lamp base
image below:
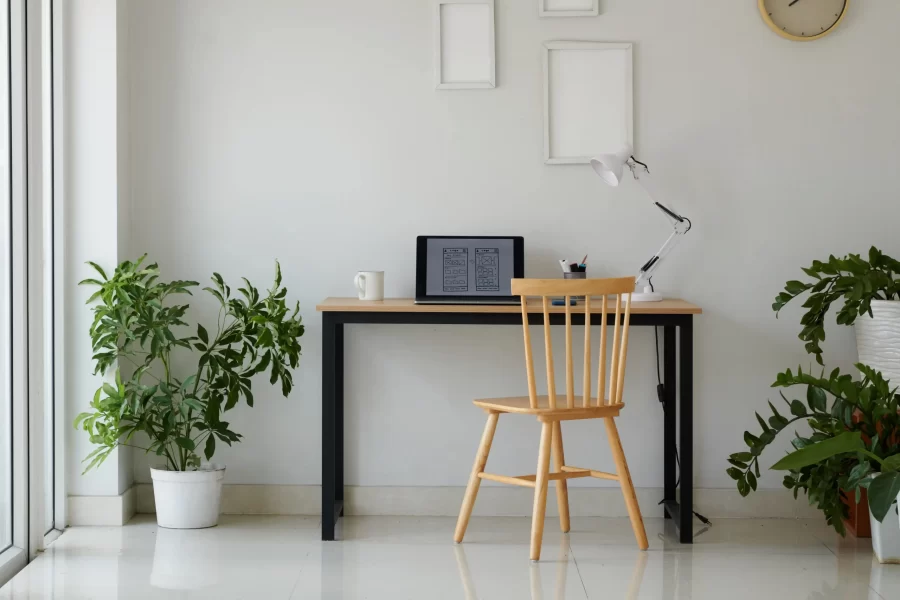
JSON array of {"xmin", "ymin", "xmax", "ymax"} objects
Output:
[{"xmin": 630, "ymin": 286, "xmax": 663, "ymax": 302}]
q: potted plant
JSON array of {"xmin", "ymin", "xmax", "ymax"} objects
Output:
[
  {"xmin": 75, "ymin": 256, "xmax": 304, "ymax": 529},
  {"xmin": 773, "ymin": 246, "xmax": 900, "ymax": 382},
  {"xmin": 769, "ymin": 431, "xmax": 900, "ymax": 564},
  {"xmin": 726, "ymin": 364, "xmax": 900, "ymax": 562}
]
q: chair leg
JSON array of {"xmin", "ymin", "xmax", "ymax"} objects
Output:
[
  {"xmin": 454, "ymin": 411, "xmax": 499, "ymax": 543},
  {"xmin": 530, "ymin": 421, "xmax": 553, "ymax": 561},
  {"xmin": 605, "ymin": 417, "xmax": 649, "ymax": 550},
  {"xmin": 551, "ymin": 421, "xmax": 570, "ymax": 533}
]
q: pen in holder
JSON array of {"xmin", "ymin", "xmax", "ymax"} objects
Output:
[{"xmin": 564, "ymin": 271, "xmax": 586, "ymax": 301}]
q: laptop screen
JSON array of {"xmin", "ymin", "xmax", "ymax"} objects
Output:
[{"xmin": 424, "ymin": 237, "xmax": 517, "ymax": 297}]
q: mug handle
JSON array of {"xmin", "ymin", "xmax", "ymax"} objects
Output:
[{"xmin": 354, "ymin": 273, "xmax": 366, "ymax": 300}]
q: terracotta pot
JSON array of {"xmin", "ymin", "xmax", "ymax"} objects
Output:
[{"xmin": 843, "ymin": 486, "xmax": 871, "ymax": 538}]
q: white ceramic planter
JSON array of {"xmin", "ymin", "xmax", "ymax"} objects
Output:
[
  {"xmin": 869, "ymin": 503, "xmax": 900, "ymax": 565},
  {"xmin": 855, "ymin": 300, "xmax": 900, "ymax": 385},
  {"xmin": 150, "ymin": 464, "xmax": 225, "ymax": 529}
]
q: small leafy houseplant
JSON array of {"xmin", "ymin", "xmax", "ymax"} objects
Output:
[
  {"xmin": 726, "ymin": 365, "xmax": 900, "ymax": 534},
  {"xmin": 75, "ymin": 256, "xmax": 304, "ymax": 528},
  {"xmin": 773, "ymin": 246, "xmax": 900, "ymax": 365}
]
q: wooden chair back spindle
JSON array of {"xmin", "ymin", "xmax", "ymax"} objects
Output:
[
  {"xmin": 565, "ymin": 296, "xmax": 574, "ymax": 409},
  {"xmin": 521, "ymin": 297, "xmax": 538, "ymax": 409},
  {"xmin": 597, "ymin": 294, "xmax": 607, "ymax": 407},
  {"xmin": 582, "ymin": 295, "xmax": 591, "ymax": 408},
  {"xmin": 542, "ymin": 297, "xmax": 556, "ymax": 409},
  {"xmin": 608, "ymin": 294, "xmax": 622, "ymax": 405}
]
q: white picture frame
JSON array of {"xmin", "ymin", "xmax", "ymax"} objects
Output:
[
  {"xmin": 543, "ymin": 41, "xmax": 633, "ymax": 165},
  {"xmin": 434, "ymin": 0, "xmax": 496, "ymax": 90},
  {"xmin": 538, "ymin": 0, "xmax": 599, "ymax": 18}
]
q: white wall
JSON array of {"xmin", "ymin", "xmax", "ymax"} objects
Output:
[
  {"xmin": 123, "ymin": 0, "xmax": 900, "ymax": 494},
  {"xmin": 65, "ymin": 0, "xmax": 132, "ymax": 498}
]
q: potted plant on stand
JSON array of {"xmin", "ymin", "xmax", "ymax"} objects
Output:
[
  {"xmin": 75, "ymin": 256, "xmax": 304, "ymax": 529},
  {"xmin": 726, "ymin": 364, "xmax": 900, "ymax": 563},
  {"xmin": 773, "ymin": 246, "xmax": 900, "ymax": 380}
]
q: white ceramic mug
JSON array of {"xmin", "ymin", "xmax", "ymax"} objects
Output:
[{"xmin": 354, "ymin": 271, "xmax": 384, "ymax": 301}]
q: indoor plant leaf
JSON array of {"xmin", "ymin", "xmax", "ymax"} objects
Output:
[
  {"xmin": 204, "ymin": 435, "xmax": 216, "ymax": 461},
  {"xmin": 807, "ymin": 385, "xmax": 827, "ymax": 412},
  {"xmin": 881, "ymin": 455, "xmax": 900, "ymax": 473},
  {"xmin": 868, "ymin": 472, "xmax": 900, "ymax": 523},
  {"xmin": 770, "ymin": 431, "xmax": 863, "ymax": 471},
  {"xmin": 175, "ymin": 437, "xmax": 196, "ymax": 451}
]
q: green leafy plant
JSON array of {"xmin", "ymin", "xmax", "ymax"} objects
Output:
[
  {"xmin": 75, "ymin": 256, "xmax": 305, "ymax": 472},
  {"xmin": 726, "ymin": 364, "xmax": 900, "ymax": 534},
  {"xmin": 772, "ymin": 246, "xmax": 900, "ymax": 365}
]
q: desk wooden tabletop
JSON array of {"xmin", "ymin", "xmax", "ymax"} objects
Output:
[{"xmin": 316, "ymin": 297, "xmax": 702, "ymax": 315}]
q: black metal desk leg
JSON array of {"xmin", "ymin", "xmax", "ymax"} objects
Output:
[
  {"xmin": 663, "ymin": 326, "xmax": 677, "ymax": 518},
  {"xmin": 678, "ymin": 317, "xmax": 694, "ymax": 543},
  {"xmin": 336, "ymin": 323, "xmax": 344, "ymax": 508},
  {"xmin": 322, "ymin": 314, "xmax": 340, "ymax": 540}
]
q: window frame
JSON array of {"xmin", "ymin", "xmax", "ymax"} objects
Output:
[
  {"xmin": 0, "ymin": 0, "xmax": 32, "ymax": 584},
  {"xmin": 37, "ymin": 0, "xmax": 64, "ymax": 546},
  {"xmin": 0, "ymin": 0, "xmax": 60, "ymax": 586},
  {"xmin": 50, "ymin": 0, "xmax": 64, "ymax": 541}
]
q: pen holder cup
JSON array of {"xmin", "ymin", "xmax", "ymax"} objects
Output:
[{"xmin": 563, "ymin": 271, "xmax": 586, "ymax": 300}]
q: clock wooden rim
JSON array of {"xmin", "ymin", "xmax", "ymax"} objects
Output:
[{"xmin": 758, "ymin": 0, "xmax": 848, "ymax": 42}]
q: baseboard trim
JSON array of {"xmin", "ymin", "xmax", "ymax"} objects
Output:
[
  {"xmin": 68, "ymin": 486, "xmax": 137, "ymax": 526},
  {"xmin": 133, "ymin": 483, "xmax": 821, "ymax": 519}
]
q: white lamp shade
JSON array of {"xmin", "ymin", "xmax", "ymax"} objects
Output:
[{"xmin": 590, "ymin": 145, "xmax": 634, "ymax": 187}]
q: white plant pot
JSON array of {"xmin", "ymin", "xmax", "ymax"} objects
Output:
[
  {"xmin": 855, "ymin": 300, "xmax": 900, "ymax": 384},
  {"xmin": 869, "ymin": 503, "xmax": 900, "ymax": 565},
  {"xmin": 150, "ymin": 464, "xmax": 225, "ymax": 529}
]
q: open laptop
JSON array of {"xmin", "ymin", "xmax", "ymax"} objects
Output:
[{"xmin": 415, "ymin": 236, "xmax": 524, "ymax": 305}]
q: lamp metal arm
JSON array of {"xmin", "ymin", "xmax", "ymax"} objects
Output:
[
  {"xmin": 635, "ymin": 217, "xmax": 690, "ymax": 289},
  {"xmin": 626, "ymin": 157, "xmax": 692, "ymax": 290}
]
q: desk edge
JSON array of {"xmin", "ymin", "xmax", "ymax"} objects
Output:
[{"xmin": 316, "ymin": 298, "xmax": 702, "ymax": 315}]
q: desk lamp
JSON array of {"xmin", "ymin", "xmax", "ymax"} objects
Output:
[{"xmin": 590, "ymin": 146, "xmax": 692, "ymax": 302}]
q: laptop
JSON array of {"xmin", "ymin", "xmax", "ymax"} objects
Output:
[{"xmin": 415, "ymin": 236, "xmax": 524, "ymax": 305}]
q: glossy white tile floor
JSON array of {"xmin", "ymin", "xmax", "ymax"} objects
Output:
[{"xmin": 2, "ymin": 514, "xmax": 900, "ymax": 599}]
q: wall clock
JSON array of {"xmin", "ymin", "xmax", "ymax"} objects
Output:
[{"xmin": 758, "ymin": 0, "xmax": 848, "ymax": 42}]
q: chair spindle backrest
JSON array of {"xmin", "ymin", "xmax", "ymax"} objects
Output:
[{"xmin": 512, "ymin": 278, "xmax": 635, "ymax": 409}]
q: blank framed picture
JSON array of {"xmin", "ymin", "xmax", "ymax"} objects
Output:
[
  {"xmin": 538, "ymin": 0, "xmax": 599, "ymax": 17},
  {"xmin": 543, "ymin": 42, "xmax": 633, "ymax": 165},
  {"xmin": 434, "ymin": 0, "xmax": 496, "ymax": 90}
]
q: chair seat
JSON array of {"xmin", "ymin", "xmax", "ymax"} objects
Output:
[{"xmin": 473, "ymin": 394, "xmax": 623, "ymax": 416}]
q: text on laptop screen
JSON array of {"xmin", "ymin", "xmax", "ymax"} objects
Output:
[{"xmin": 425, "ymin": 238, "xmax": 515, "ymax": 296}]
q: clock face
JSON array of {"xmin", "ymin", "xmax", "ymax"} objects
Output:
[{"xmin": 762, "ymin": 0, "xmax": 847, "ymax": 39}]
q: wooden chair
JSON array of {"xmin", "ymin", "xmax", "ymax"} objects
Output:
[{"xmin": 453, "ymin": 277, "xmax": 649, "ymax": 561}]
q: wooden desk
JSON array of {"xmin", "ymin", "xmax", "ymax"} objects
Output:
[{"xmin": 316, "ymin": 297, "xmax": 702, "ymax": 543}]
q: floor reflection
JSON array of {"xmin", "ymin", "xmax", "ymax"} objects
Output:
[
  {"xmin": 150, "ymin": 527, "xmax": 222, "ymax": 590},
  {"xmin": 4, "ymin": 515, "xmax": 900, "ymax": 599},
  {"xmin": 627, "ymin": 551, "xmax": 649, "ymax": 599},
  {"xmin": 454, "ymin": 538, "xmax": 649, "ymax": 600},
  {"xmin": 319, "ymin": 538, "xmax": 346, "ymax": 598}
]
